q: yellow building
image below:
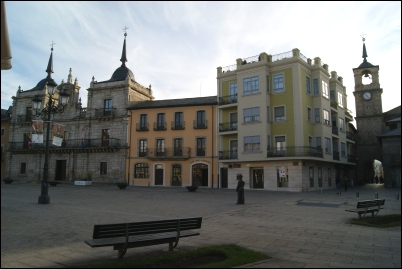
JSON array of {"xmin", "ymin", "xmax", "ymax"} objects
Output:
[
  {"xmin": 126, "ymin": 96, "xmax": 218, "ymax": 188},
  {"xmin": 217, "ymin": 49, "xmax": 356, "ymax": 192}
]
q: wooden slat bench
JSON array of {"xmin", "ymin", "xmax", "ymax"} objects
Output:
[
  {"xmin": 345, "ymin": 199, "xmax": 385, "ymax": 219},
  {"xmin": 85, "ymin": 217, "xmax": 202, "ymax": 258}
]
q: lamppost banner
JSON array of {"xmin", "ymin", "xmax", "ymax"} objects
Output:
[
  {"xmin": 52, "ymin": 123, "xmax": 65, "ymax": 146},
  {"xmin": 31, "ymin": 120, "xmax": 44, "ymax": 143}
]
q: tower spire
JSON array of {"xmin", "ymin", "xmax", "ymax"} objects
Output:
[
  {"xmin": 361, "ymin": 33, "xmax": 368, "ymax": 63},
  {"xmin": 46, "ymin": 41, "xmax": 55, "ymax": 78},
  {"xmin": 120, "ymin": 26, "xmax": 128, "ymax": 67}
]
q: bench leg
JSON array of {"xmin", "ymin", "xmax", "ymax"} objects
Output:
[
  {"xmin": 358, "ymin": 213, "xmax": 361, "ymax": 219},
  {"xmin": 118, "ymin": 248, "xmax": 127, "ymax": 258}
]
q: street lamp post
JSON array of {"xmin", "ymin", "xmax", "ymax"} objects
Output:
[{"xmin": 32, "ymin": 81, "xmax": 70, "ymax": 204}]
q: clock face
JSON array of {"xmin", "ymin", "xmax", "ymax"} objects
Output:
[{"xmin": 363, "ymin": 92, "xmax": 372, "ymax": 100}]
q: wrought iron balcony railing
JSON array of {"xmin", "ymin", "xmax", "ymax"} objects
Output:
[
  {"xmin": 153, "ymin": 122, "xmax": 167, "ymax": 131},
  {"xmin": 332, "ymin": 126, "xmax": 339, "ymax": 135},
  {"xmin": 333, "ymin": 151, "xmax": 340, "ymax": 160},
  {"xmin": 219, "ymin": 150, "xmax": 238, "ymax": 160},
  {"xmin": 143, "ymin": 147, "xmax": 191, "ymax": 159},
  {"xmin": 171, "ymin": 121, "xmax": 185, "ymax": 130},
  {"xmin": 136, "ymin": 123, "xmax": 149, "ymax": 131},
  {"xmin": 219, "ymin": 122, "xmax": 238, "ymax": 132},
  {"xmin": 219, "ymin": 94, "xmax": 237, "ymax": 105},
  {"xmin": 8, "ymin": 138, "xmax": 121, "ymax": 150},
  {"xmin": 193, "ymin": 120, "xmax": 208, "ymax": 129},
  {"xmin": 346, "ymin": 131, "xmax": 355, "ymax": 141},
  {"xmin": 267, "ymin": 146, "xmax": 323, "ymax": 158},
  {"xmin": 95, "ymin": 107, "xmax": 116, "ymax": 117},
  {"xmin": 16, "ymin": 114, "xmax": 32, "ymax": 123}
]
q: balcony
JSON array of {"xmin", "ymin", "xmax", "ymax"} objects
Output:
[
  {"xmin": 346, "ymin": 131, "xmax": 355, "ymax": 141},
  {"xmin": 143, "ymin": 147, "xmax": 191, "ymax": 159},
  {"xmin": 8, "ymin": 138, "xmax": 121, "ymax": 154},
  {"xmin": 219, "ymin": 122, "xmax": 237, "ymax": 132},
  {"xmin": 219, "ymin": 94, "xmax": 237, "ymax": 105},
  {"xmin": 95, "ymin": 107, "xmax": 116, "ymax": 118},
  {"xmin": 193, "ymin": 120, "xmax": 208, "ymax": 129},
  {"xmin": 153, "ymin": 122, "xmax": 167, "ymax": 131},
  {"xmin": 16, "ymin": 114, "xmax": 32, "ymax": 124},
  {"xmin": 136, "ymin": 123, "xmax": 149, "ymax": 131},
  {"xmin": 267, "ymin": 146, "xmax": 323, "ymax": 158},
  {"xmin": 333, "ymin": 151, "xmax": 340, "ymax": 160},
  {"xmin": 219, "ymin": 150, "xmax": 238, "ymax": 160},
  {"xmin": 345, "ymin": 109, "xmax": 354, "ymax": 120},
  {"xmin": 171, "ymin": 121, "xmax": 185, "ymax": 130},
  {"xmin": 332, "ymin": 126, "xmax": 339, "ymax": 136}
]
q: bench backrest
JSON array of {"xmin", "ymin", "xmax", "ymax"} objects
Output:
[
  {"xmin": 93, "ymin": 217, "xmax": 202, "ymax": 239},
  {"xmin": 356, "ymin": 199, "xmax": 385, "ymax": 208}
]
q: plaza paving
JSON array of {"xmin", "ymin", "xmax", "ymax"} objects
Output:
[{"xmin": 1, "ymin": 182, "xmax": 401, "ymax": 268}]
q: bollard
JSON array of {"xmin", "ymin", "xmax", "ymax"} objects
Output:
[
  {"xmin": 396, "ymin": 194, "xmax": 400, "ymax": 200},
  {"xmin": 320, "ymin": 189, "xmax": 323, "ymax": 194},
  {"xmin": 356, "ymin": 191, "xmax": 359, "ymax": 197},
  {"xmin": 375, "ymin": 192, "xmax": 378, "ymax": 199}
]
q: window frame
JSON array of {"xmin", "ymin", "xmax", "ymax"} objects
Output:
[
  {"xmin": 243, "ymin": 76, "xmax": 259, "ymax": 95},
  {"xmin": 244, "ymin": 135, "xmax": 260, "ymax": 152},
  {"xmin": 243, "ymin": 107, "xmax": 260, "ymax": 123},
  {"xmin": 325, "ymin": 137, "xmax": 331, "ymax": 153},
  {"xmin": 140, "ymin": 114, "xmax": 148, "ymax": 128},
  {"xmin": 139, "ymin": 139, "xmax": 147, "ymax": 157},
  {"xmin": 339, "ymin": 118, "xmax": 345, "ymax": 132},
  {"xmin": 313, "ymin": 78, "xmax": 319, "ymax": 96},
  {"xmin": 341, "ymin": 142, "xmax": 346, "ymax": 157},
  {"xmin": 273, "ymin": 74, "xmax": 284, "ymax": 93},
  {"xmin": 100, "ymin": 162, "xmax": 107, "ymax": 175},
  {"xmin": 20, "ymin": 162, "xmax": 27, "ymax": 174},
  {"xmin": 338, "ymin": 92, "xmax": 343, "ymax": 108},
  {"xmin": 274, "ymin": 106, "xmax": 286, "ymax": 122},
  {"xmin": 322, "ymin": 80, "xmax": 329, "ymax": 98},
  {"xmin": 134, "ymin": 163, "xmax": 149, "ymax": 178},
  {"xmin": 306, "ymin": 76, "xmax": 311, "ymax": 94},
  {"xmin": 196, "ymin": 137, "xmax": 206, "ymax": 156},
  {"xmin": 323, "ymin": 109, "xmax": 330, "ymax": 125},
  {"xmin": 307, "ymin": 107, "xmax": 312, "ymax": 122}
]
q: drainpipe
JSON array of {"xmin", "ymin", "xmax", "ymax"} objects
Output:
[
  {"xmin": 211, "ymin": 104, "xmax": 214, "ymax": 188},
  {"xmin": 128, "ymin": 110, "xmax": 133, "ymax": 185}
]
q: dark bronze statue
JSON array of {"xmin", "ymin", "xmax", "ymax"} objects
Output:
[{"xmin": 236, "ymin": 174, "xmax": 245, "ymax": 204}]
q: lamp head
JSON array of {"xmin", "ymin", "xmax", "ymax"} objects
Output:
[
  {"xmin": 59, "ymin": 91, "xmax": 70, "ymax": 105},
  {"xmin": 32, "ymin": 95, "xmax": 42, "ymax": 111}
]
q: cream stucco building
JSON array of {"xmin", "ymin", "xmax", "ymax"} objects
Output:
[{"xmin": 217, "ymin": 49, "xmax": 356, "ymax": 192}]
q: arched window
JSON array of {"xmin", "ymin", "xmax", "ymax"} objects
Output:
[{"xmin": 134, "ymin": 163, "xmax": 149, "ymax": 178}]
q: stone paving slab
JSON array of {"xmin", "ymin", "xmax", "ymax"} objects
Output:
[{"xmin": 1, "ymin": 183, "xmax": 401, "ymax": 268}]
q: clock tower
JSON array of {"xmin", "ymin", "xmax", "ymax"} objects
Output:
[{"xmin": 353, "ymin": 37, "xmax": 384, "ymax": 184}]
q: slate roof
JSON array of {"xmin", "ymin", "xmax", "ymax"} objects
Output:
[{"xmin": 127, "ymin": 96, "xmax": 217, "ymax": 110}]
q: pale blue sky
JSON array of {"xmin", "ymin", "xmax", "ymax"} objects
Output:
[{"xmin": 2, "ymin": 1, "xmax": 401, "ymax": 118}]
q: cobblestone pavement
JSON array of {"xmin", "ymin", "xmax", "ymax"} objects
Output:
[{"xmin": 1, "ymin": 182, "xmax": 401, "ymax": 268}]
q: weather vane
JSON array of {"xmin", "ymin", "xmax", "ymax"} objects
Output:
[
  {"xmin": 50, "ymin": 41, "xmax": 56, "ymax": 51},
  {"xmin": 361, "ymin": 32, "xmax": 366, "ymax": 42},
  {"xmin": 123, "ymin": 26, "xmax": 129, "ymax": 36}
]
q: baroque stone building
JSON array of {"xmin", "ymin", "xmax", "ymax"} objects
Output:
[{"xmin": 6, "ymin": 32, "xmax": 154, "ymax": 183}]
